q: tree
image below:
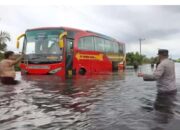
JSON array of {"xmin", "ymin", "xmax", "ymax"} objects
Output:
[
  {"xmin": 126, "ymin": 52, "xmax": 145, "ymax": 65},
  {"xmin": 0, "ymin": 31, "xmax": 11, "ymax": 51},
  {"xmin": 176, "ymin": 58, "xmax": 180, "ymax": 62}
]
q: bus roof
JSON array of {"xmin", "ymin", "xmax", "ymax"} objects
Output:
[
  {"xmin": 26, "ymin": 27, "xmax": 125, "ymax": 44},
  {"xmin": 86, "ymin": 30, "xmax": 116, "ymax": 42},
  {"xmin": 27, "ymin": 27, "xmax": 84, "ymax": 32}
]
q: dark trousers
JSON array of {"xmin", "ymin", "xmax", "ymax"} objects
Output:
[
  {"xmin": 1, "ymin": 77, "xmax": 19, "ymax": 85},
  {"xmin": 154, "ymin": 90, "xmax": 177, "ymax": 113}
]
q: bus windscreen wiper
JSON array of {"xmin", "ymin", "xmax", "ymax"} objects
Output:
[{"xmin": 30, "ymin": 57, "xmax": 40, "ymax": 60}]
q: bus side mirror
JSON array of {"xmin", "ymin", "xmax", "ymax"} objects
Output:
[
  {"xmin": 59, "ymin": 32, "xmax": 67, "ymax": 48},
  {"xmin": 16, "ymin": 34, "xmax": 25, "ymax": 49}
]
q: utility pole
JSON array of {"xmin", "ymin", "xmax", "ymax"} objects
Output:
[{"xmin": 139, "ymin": 38, "xmax": 145, "ymax": 56}]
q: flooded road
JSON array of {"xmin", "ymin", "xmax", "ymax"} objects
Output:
[{"xmin": 0, "ymin": 64, "xmax": 180, "ymax": 130}]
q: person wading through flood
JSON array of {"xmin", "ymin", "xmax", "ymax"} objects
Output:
[
  {"xmin": 138, "ymin": 49, "xmax": 176, "ymax": 94},
  {"xmin": 138, "ymin": 49, "xmax": 177, "ymax": 116},
  {"xmin": 0, "ymin": 51, "xmax": 23, "ymax": 85}
]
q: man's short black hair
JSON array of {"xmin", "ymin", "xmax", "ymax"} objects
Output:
[{"xmin": 4, "ymin": 51, "xmax": 14, "ymax": 59}]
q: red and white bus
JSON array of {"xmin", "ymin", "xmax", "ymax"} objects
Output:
[{"xmin": 16, "ymin": 27, "xmax": 126, "ymax": 78}]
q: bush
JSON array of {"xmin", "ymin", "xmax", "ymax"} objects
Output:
[
  {"xmin": 15, "ymin": 64, "xmax": 21, "ymax": 71},
  {"xmin": 0, "ymin": 52, "xmax": 4, "ymax": 60},
  {"xmin": 126, "ymin": 52, "xmax": 144, "ymax": 65},
  {"xmin": 126, "ymin": 52, "xmax": 154, "ymax": 66}
]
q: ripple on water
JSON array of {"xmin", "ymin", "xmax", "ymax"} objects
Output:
[{"xmin": 0, "ymin": 64, "xmax": 180, "ymax": 130}]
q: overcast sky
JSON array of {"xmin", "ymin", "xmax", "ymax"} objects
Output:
[{"xmin": 0, "ymin": 5, "xmax": 180, "ymax": 59}]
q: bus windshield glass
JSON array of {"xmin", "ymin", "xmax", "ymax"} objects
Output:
[{"xmin": 24, "ymin": 29, "xmax": 64, "ymax": 64}]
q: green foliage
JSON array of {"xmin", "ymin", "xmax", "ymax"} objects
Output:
[
  {"xmin": 15, "ymin": 64, "xmax": 21, "ymax": 71},
  {"xmin": 14, "ymin": 54, "xmax": 21, "ymax": 71},
  {"xmin": 0, "ymin": 43, "xmax": 7, "ymax": 51},
  {"xmin": 150, "ymin": 57, "xmax": 158, "ymax": 64},
  {"xmin": 176, "ymin": 58, "xmax": 180, "ymax": 62},
  {"xmin": 0, "ymin": 31, "xmax": 11, "ymax": 51},
  {"xmin": 126, "ymin": 52, "xmax": 144, "ymax": 65},
  {"xmin": 126, "ymin": 52, "xmax": 157, "ymax": 65},
  {"xmin": 0, "ymin": 52, "xmax": 4, "ymax": 60}
]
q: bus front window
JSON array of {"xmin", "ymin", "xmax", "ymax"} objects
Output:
[{"xmin": 24, "ymin": 29, "xmax": 64, "ymax": 64}]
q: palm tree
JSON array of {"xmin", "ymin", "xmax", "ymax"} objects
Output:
[{"xmin": 0, "ymin": 31, "xmax": 11, "ymax": 51}]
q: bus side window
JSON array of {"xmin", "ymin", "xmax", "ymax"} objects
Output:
[
  {"xmin": 94, "ymin": 37, "xmax": 105, "ymax": 52},
  {"xmin": 104, "ymin": 40, "xmax": 114, "ymax": 53},
  {"xmin": 119, "ymin": 44, "xmax": 123, "ymax": 54},
  {"xmin": 78, "ymin": 36, "xmax": 94, "ymax": 51},
  {"xmin": 113, "ymin": 42, "xmax": 119, "ymax": 53},
  {"xmin": 78, "ymin": 38, "xmax": 84, "ymax": 50}
]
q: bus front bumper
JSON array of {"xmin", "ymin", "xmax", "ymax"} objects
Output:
[{"xmin": 20, "ymin": 63, "xmax": 65, "ymax": 76}]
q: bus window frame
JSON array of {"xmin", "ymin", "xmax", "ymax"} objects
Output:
[
  {"xmin": 23, "ymin": 36, "xmax": 28, "ymax": 54},
  {"xmin": 77, "ymin": 36, "xmax": 95, "ymax": 51},
  {"xmin": 77, "ymin": 35, "xmax": 125, "ymax": 55},
  {"xmin": 104, "ymin": 39, "xmax": 115, "ymax": 53},
  {"xmin": 118, "ymin": 43, "xmax": 124, "ymax": 55},
  {"xmin": 94, "ymin": 36, "xmax": 105, "ymax": 53}
]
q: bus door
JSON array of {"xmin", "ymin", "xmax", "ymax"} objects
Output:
[{"xmin": 65, "ymin": 38, "xmax": 74, "ymax": 77}]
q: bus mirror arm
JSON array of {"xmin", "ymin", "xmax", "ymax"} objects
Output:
[
  {"xmin": 59, "ymin": 39, "xmax": 64, "ymax": 48},
  {"xmin": 16, "ymin": 34, "xmax": 25, "ymax": 49},
  {"xmin": 59, "ymin": 32, "xmax": 67, "ymax": 48},
  {"xmin": 16, "ymin": 41, "xmax": 20, "ymax": 48}
]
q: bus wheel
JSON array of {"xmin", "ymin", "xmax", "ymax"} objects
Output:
[{"xmin": 79, "ymin": 68, "xmax": 86, "ymax": 75}]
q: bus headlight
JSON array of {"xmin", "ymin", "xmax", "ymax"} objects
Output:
[{"xmin": 49, "ymin": 67, "xmax": 62, "ymax": 74}]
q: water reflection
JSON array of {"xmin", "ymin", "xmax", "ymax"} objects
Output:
[
  {"xmin": 20, "ymin": 72, "xmax": 125, "ymax": 114},
  {"xmin": 151, "ymin": 92, "xmax": 177, "ymax": 130}
]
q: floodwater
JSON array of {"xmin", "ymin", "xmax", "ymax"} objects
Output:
[{"xmin": 0, "ymin": 64, "xmax": 180, "ymax": 130}]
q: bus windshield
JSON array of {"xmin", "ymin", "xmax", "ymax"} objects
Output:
[{"xmin": 24, "ymin": 29, "xmax": 64, "ymax": 64}]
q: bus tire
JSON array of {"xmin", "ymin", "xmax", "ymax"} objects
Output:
[{"xmin": 79, "ymin": 68, "xmax": 86, "ymax": 75}]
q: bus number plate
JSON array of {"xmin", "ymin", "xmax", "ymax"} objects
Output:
[{"xmin": 28, "ymin": 65, "xmax": 50, "ymax": 69}]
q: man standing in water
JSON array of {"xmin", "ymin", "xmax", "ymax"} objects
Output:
[
  {"xmin": 138, "ymin": 49, "xmax": 177, "ymax": 94},
  {"xmin": 0, "ymin": 51, "xmax": 23, "ymax": 85},
  {"xmin": 138, "ymin": 49, "xmax": 177, "ymax": 126}
]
